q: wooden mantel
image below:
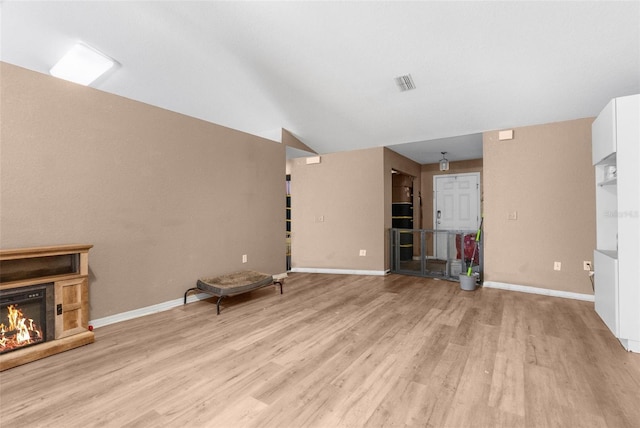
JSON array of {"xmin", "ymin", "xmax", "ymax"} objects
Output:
[
  {"xmin": 0, "ymin": 244, "xmax": 94, "ymax": 371},
  {"xmin": 0, "ymin": 243, "xmax": 93, "ymax": 259}
]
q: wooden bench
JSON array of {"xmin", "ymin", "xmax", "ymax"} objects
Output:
[{"xmin": 183, "ymin": 270, "xmax": 283, "ymax": 314}]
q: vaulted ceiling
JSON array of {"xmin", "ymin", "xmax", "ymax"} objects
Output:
[{"xmin": 2, "ymin": 1, "xmax": 638, "ymax": 164}]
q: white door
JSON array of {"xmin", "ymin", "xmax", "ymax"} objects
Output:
[{"xmin": 433, "ymin": 173, "xmax": 480, "ymax": 260}]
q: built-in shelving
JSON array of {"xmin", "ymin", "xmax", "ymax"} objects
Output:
[
  {"xmin": 597, "ymin": 178, "xmax": 617, "ymax": 187},
  {"xmin": 592, "ymin": 94, "xmax": 639, "ymax": 353}
]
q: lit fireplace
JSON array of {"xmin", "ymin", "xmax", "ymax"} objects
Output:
[{"xmin": 0, "ymin": 284, "xmax": 55, "ymax": 354}]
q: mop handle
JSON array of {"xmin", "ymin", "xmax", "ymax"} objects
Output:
[{"xmin": 467, "ymin": 216, "xmax": 483, "ymax": 276}]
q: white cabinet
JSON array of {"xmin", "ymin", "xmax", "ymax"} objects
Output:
[
  {"xmin": 594, "ymin": 250, "xmax": 618, "ymax": 335},
  {"xmin": 592, "ymin": 99, "xmax": 617, "ymax": 165},
  {"xmin": 592, "ymin": 94, "xmax": 640, "ymax": 352}
]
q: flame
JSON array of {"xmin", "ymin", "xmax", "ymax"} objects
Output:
[{"xmin": 0, "ymin": 304, "xmax": 44, "ymax": 353}]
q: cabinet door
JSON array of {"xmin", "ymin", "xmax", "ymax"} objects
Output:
[
  {"xmin": 55, "ymin": 277, "xmax": 89, "ymax": 339},
  {"xmin": 616, "ymin": 94, "xmax": 640, "ymax": 344},
  {"xmin": 592, "ymin": 98, "xmax": 617, "ymax": 165},
  {"xmin": 594, "ymin": 250, "xmax": 619, "ymax": 337}
]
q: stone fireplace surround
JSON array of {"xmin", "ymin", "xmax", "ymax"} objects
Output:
[{"xmin": 0, "ymin": 244, "xmax": 93, "ymax": 371}]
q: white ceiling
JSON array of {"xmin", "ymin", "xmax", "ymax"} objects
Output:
[{"xmin": 2, "ymin": 1, "xmax": 639, "ymax": 165}]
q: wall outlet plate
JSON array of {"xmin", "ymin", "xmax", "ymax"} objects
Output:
[
  {"xmin": 554, "ymin": 261, "xmax": 561, "ymax": 271},
  {"xmin": 359, "ymin": 249, "xmax": 366, "ymax": 256},
  {"xmin": 583, "ymin": 261, "xmax": 592, "ymax": 271}
]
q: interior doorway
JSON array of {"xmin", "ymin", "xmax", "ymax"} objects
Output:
[{"xmin": 391, "ymin": 171, "xmax": 415, "ymax": 263}]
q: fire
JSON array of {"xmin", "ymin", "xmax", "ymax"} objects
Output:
[{"xmin": 0, "ymin": 304, "xmax": 43, "ymax": 353}]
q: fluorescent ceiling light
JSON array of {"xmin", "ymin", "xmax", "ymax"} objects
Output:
[{"xmin": 50, "ymin": 42, "xmax": 115, "ymax": 86}]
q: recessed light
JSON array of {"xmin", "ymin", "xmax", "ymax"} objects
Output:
[{"xmin": 50, "ymin": 42, "xmax": 116, "ymax": 86}]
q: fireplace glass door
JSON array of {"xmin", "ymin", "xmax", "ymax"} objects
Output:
[{"xmin": 0, "ymin": 283, "xmax": 54, "ymax": 354}]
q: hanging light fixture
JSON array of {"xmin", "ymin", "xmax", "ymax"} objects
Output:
[{"xmin": 439, "ymin": 152, "xmax": 450, "ymax": 171}]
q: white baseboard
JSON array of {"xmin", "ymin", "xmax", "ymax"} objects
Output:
[
  {"xmin": 89, "ymin": 277, "xmax": 592, "ymax": 330},
  {"xmin": 483, "ymin": 281, "xmax": 595, "ymax": 302},
  {"xmin": 290, "ymin": 267, "xmax": 389, "ymax": 276},
  {"xmin": 90, "ymin": 273, "xmax": 291, "ymax": 329},
  {"xmin": 89, "ymin": 292, "xmax": 211, "ymax": 329},
  {"xmin": 619, "ymin": 339, "xmax": 640, "ymax": 353}
]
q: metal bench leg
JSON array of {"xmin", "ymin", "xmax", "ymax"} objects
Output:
[
  {"xmin": 274, "ymin": 280, "xmax": 283, "ymax": 294},
  {"xmin": 184, "ymin": 287, "xmax": 199, "ymax": 304},
  {"xmin": 216, "ymin": 296, "xmax": 225, "ymax": 315}
]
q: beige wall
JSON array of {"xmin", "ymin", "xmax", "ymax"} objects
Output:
[
  {"xmin": 289, "ymin": 147, "xmax": 386, "ymax": 271},
  {"xmin": 483, "ymin": 118, "xmax": 596, "ymax": 294},
  {"xmin": 1, "ymin": 61, "xmax": 597, "ymax": 320},
  {"xmin": 0, "ymin": 63, "xmax": 285, "ymax": 319},
  {"xmin": 282, "ymin": 128, "xmax": 316, "ymax": 154},
  {"xmin": 289, "ymin": 147, "xmax": 420, "ymax": 272}
]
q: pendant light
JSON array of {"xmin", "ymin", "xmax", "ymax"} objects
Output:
[{"xmin": 439, "ymin": 152, "xmax": 450, "ymax": 171}]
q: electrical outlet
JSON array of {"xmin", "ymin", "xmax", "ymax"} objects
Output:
[
  {"xmin": 583, "ymin": 261, "xmax": 592, "ymax": 271},
  {"xmin": 507, "ymin": 211, "xmax": 518, "ymax": 220},
  {"xmin": 242, "ymin": 254, "xmax": 247, "ymax": 263},
  {"xmin": 554, "ymin": 261, "xmax": 561, "ymax": 271},
  {"xmin": 359, "ymin": 249, "xmax": 366, "ymax": 256}
]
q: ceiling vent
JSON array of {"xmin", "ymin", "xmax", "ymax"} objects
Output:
[{"xmin": 395, "ymin": 74, "xmax": 416, "ymax": 91}]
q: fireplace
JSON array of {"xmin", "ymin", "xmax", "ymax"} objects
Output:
[
  {"xmin": 0, "ymin": 244, "xmax": 93, "ymax": 371},
  {"xmin": 0, "ymin": 283, "xmax": 55, "ymax": 354}
]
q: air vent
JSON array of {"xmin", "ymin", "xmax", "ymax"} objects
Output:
[{"xmin": 395, "ymin": 74, "xmax": 416, "ymax": 91}]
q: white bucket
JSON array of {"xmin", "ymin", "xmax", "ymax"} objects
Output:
[{"xmin": 459, "ymin": 273, "xmax": 479, "ymax": 291}]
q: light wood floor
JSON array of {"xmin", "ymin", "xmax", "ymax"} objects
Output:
[{"xmin": 2, "ymin": 273, "xmax": 640, "ymax": 427}]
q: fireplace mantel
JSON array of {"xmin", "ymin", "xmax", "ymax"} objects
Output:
[{"xmin": 0, "ymin": 244, "xmax": 94, "ymax": 371}]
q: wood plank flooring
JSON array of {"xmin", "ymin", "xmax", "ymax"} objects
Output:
[{"xmin": 1, "ymin": 273, "xmax": 639, "ymax": 427}]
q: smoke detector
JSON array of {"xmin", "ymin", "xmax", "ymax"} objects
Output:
[{"xmin": 395, "ymin": 74, "xmax": 416, "ymax": 91}]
